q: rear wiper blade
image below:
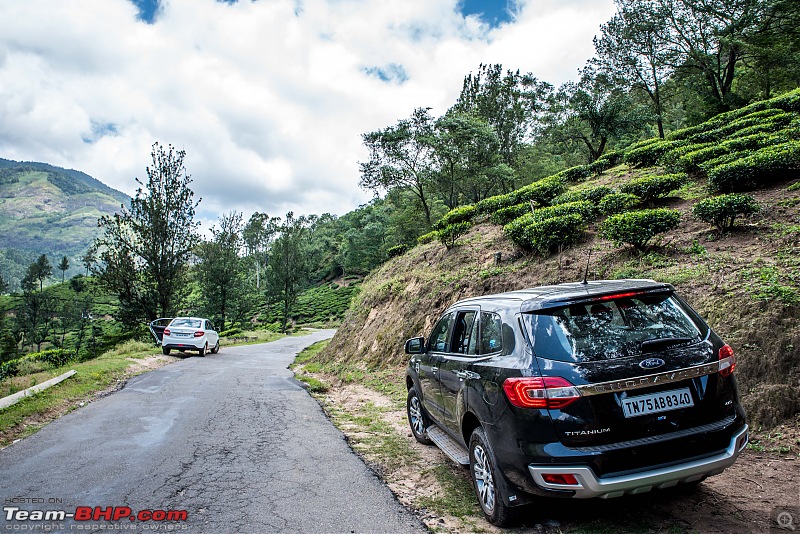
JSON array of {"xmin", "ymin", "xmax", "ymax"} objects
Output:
[{"xmin": 640, "ymin": 337, "xmax": 694, "ymax": 352}]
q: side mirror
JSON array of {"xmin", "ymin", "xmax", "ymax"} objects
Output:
[{"xmin": 405, "ymin": 337, "xmax": 425, "ymax": 354}]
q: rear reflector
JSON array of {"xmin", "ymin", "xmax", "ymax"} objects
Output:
[
  {"xmin": 542, "ymin": 473, "xmax": 579, "ymax": 485},
  {"xmin": 719, "ymin": 344, "xmax": 736, "ymax": 377},
  {"xmin": 502, "ymin": 377, "xmax": 581, "ymax": 409},
  {"xmin": 194, "ymin": 331, "xmax": 205, "ymax": 337}
]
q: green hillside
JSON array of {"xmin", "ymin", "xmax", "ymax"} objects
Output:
[
  {"xmin": 320, "ymin": 89, "xmax": 800, "ymax": 430},
  {"xmin": 0, "ymin": 159, "xmax": 129, "ymax": 289}
]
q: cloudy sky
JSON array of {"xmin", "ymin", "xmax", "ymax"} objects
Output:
[{"xmin": 0, "ymin": 0, "xmax": 615, "ymax": 228}]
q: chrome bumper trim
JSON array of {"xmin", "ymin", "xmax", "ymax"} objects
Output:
[{"xmin": 528, "ymin": 424, "xmax": 748, "ymax": 498}]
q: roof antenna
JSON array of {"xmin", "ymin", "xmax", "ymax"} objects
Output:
[{"xmin": 582, "ymin": 249, "xmax": 592, "ymax": 285}]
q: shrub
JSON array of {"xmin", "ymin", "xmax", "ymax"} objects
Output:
[
  {"xmin": 685, "ymin": 109, "xmax": 794, "ymax": 144},
  {"xmin": 598, "ymin": 193, "xmax": 641, "ymax": 215},
  {"xmin": 692, "ymin": 194, "xmax": 760, "ymax": 232},
  {"xmin": 219, "ymin": 327, "xmax": 243, "ymax": 337},
  {"xmin": 476, "ymin": 175, "xmax": 566, "ymax": 214},
  {"xmin": 588, "ymin": 150, "xmax": 625, "ymax": 174},
  {"xmin": 0, "ymin": 359, "xmax": 19, "ymax": 381},
  {"xmin": 552, "ymin": 186, "xmax": 614, "ymax": 206},
  {"xmin": 490, "ymin": 203, "xmax": 532, "ymax": 225},
  {"xmin": 432, "ymin": 204, "xmax": 477, "ymax": 231},
  {"xmin": 676, "ymin": 131, "xmax": 796, "ymax": 172},
  {"xmin": 770, "ymin": 88, "xmax": 800, "ymax": 112},
  {"xmin": 438, "ymin": 221, "xmax": 472, "ymax": 249},
  {"xmin": 601, "ymin": 208, "xmax": 681, "ymax": 251},
  {"xmin": 417, "ymin": 231, "xmax": 438, "ymax": 245},
  {"xmin": 559, "ymin": 164, "xmax": 592, "ymax": 182},
  {"xmin": 503, "ymin": 201, "xmax": 596, "ymax": 243},
  {"xmin": 25, "ymin": 348, "xmax": 72, "ymax": 367},
  {"xmin": 706, "ymin": 141, "xmax": 800, "ymax": 192},
  {"xmin": 509, "ymin": 213, "xmax": 586, "ymax": 255},
  {"xmin": 619, "ymin": 173, "xmax": 686, "ymax": 203},
  {"xmin": 623, "ymin": 139, "xmax": 685, "ymax": 167},
  {"xmin": 386, "ymin": 244, "xmax": 408, "ymax": 258}
]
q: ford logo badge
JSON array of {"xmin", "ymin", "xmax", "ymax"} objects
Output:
[{"xmin": 639, "ymin": 358, "xmax": 665, "ymax": 370}]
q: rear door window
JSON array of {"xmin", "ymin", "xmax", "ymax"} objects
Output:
[
  {"xmin": 451, "ymin": 311, "xmax": 479, "ymax": 355},
  {"xmin": 479, "ymin": 312, "xmax": 503, "ymax": 354},
  {"xmin": 526, "ymin": 293, "xmax": 703, "ymax": 362}
]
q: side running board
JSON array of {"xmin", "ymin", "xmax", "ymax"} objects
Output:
[{"xmin": 427, "ymin": 425, "xmax": 469, "ymax": 465}]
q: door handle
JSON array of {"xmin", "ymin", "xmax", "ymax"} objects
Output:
[{"xmin": 431, "ymin": 367, "xmax": 439, "ymax": 373}]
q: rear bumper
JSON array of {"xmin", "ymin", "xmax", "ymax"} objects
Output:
[
  {"xmin": 528, "ymin": 424, "xmax": 748, "ymax": 498},
  {"xmin": 162, "ymin": 342, "xmax": 203, "ymax": 351}
]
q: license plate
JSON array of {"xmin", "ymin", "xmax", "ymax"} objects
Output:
[
  {"xmin": 622, "ymin": 388, "xmax": 694, "ymax": 418},
  {"xmin": 175, "ymin": 333, "xmax": 190, "ymax": 338}
]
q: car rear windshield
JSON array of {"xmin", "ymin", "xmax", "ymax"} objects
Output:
[
  {"xmin": 525, "ymin": 293, "xmax": 704, "ymax": 363},
  {"xmin": 171, "ymin": 319, "xmax": 202, "ymax": 328}
]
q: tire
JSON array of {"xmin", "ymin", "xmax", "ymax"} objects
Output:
[
  {"xmin": 469, "ymin": 427, "xmax": 513, "ymax": 527},
  {"xmin": 211, "ymin": 340, "xmax": 220, "ymax": 354},
  {"xmin": 198, "ymin": 343, "xmax": 207, "ymax": 357},
  {"xmin": 162, "ymin": 347, "xmax": 171, "ymax": 355},
  {"xmin": 407, "ymin": 387, "xmax": 433, "ymax": 445}
]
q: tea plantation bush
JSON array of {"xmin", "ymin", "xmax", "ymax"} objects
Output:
[
  {"xmin": 490, "ymin": 203, "xmax": 531, "ymax": 225},
  {"xmin": 675, "ymin": 131, "xmax": 795, "ymax": 172},
  {"xmin": 602, "ymin": 208, "xmax": 681, "ymax": 251},
  {"xmin": 692, "ymin": 194, "xmax": 760, "ymax": 232},
  {"xmin": 508, "ymin": 213, "xmax": 585, "ymax": 255},
  {"xmin": 503, "ymin": 201, "xmax": 596, "ymax": 243},
  {"xmin": 619, "ymin": 174, "xmax": 686, "ymax": 203},
  {"xmin": 387, "ymin": 244, "xmax": 407, "ymax": 258},
  {"xmin": 552, "ymin": 186, "xmax": 614, "ymax": 206},
  {"xmin": 706, "ymin": 141, "xmax": 800, "ymax": 192},
  {"xmin": 432, "ymin": 204, "xmax": 477, "ymax": 230},
  {"xmin": 598, "ymin": 193, "xmax": 641, "ymax": 215},
  {"xmin": 417, "ymin": 231, "xmax": 438, "ymax": 245},
  {"xmin": 624, "ymin": 139, "xmax": 685, "ymax": 167},
  {"xmin": 438, "ymin": 221, "xmax": 472, "ymax": 249},
  {"xmin": 476, "ymin": 175, "xmax": 566, "ymax": 214}
]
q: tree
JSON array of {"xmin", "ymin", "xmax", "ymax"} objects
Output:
[
  {"xmin": 81, "ymin": 250, "xmax": 95, "ymax": 277},
  {"xmin": 548, "ymin": 70, "xmax": 650, "ymax": 163},
  {"xmin": 451, "ymin": 63, "xmax": 552, "ymax": 164},
  {"xmin": 31, "ymin": 254, "xmax": 52, "ymax": 292},
  {"xmin": 266, "ymin": 213, "xmax": 310, "ymax": 333},
  {"xmin": 93, "ymin": 142, "xmax": 200, "ymax": 326},
  {"xmin": 195, "ymin": 211, "xmax": 246, "ymax": 329},
  {"xmin": 0, "ymin": 273, "xmax": 8, "ymax": 295},
  {"xmin": 594, "ymin": 0, "xmax": 677, "ymax": 138},
  {"xmin": 657, "ymin": 0, "xmax": 764, "ymax": 111},
  {"xmin": 359, "ymin": 108, "xmax": 437, "ymax": 225},
  {"xmin": 242, "ymin": 212, "xmax": 279, "ymax": 290},
  {"xmin": 432, "ymin": 112, "xmax": 515, "ymax": 207},
  {"xmin": 58, "ymin": 256, "xmax": 70, "ymax": 283}
]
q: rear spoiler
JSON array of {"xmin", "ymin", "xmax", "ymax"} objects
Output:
[{"xmin": 520, "ymin": 282, "xmax": 674, "ymax": 313}]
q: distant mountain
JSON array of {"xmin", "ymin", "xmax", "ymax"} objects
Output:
[{"xmin": 0, "ymin": 158, "xmax": 130, "ymax": 290}]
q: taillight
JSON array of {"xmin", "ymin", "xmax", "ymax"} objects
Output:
[
  {"xmin": 719, "ymin": 344, "xmax": 736, "ymax": 377},
  {"xmin": 502, "ymin": 377, "xmax": 581, "ymax": 409},
  {"xmin": 164, "ymin": 329, "xmax": 171, "ymax": 336},
  {"xmin": 194, "ymin": 331, "xmax": 205, "ymax": 337}
]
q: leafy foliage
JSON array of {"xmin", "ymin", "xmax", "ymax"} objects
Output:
[
  {"xmin": 432, "ymin": 205, "xmax": 477, "ymax": 231},
  {"xmin": 503, "ymin": 201, "xmax": 596, "ymax": 243},
  {"xmin": 598, "ymin": 193, "xmax": 642, "ymax": 215},
  {"xmin": 692, "ymin": 194, "xmax": 760, "ymax": 232},
  {"xmin": 417, "ymin": 231, "xmax": 438, "ymax": 245},
  {"xmin": 619, "ymin": 173, "xmax": 686, "ymax": 203},
  {"xmin": 601, "ymin": 208, "xmax": 681, "ymax": 250},
  {"xmin": 623, "ymin": 139, "xmax": 685, "ymax": 167},
  {"xmin": 438, "ymin": 222, "xmax": 473, "ymax": 249},
  {"xmin": 706, "ymin": 141, "xmax": 800, "ymax": 192},
  {"xmin": 552, "ymin": 186, "xmax": 614, "ymax": 206},
  {"xmin": 506, "ymin": 213, "xmax": 586, "ymax": 255},
  {"xmin": 476, "ymin": 175, "xmax": 566, "ymax": 214},
  {"xmin": 93, "ymin": 143, "xmax": 200, "ymax": 326}
]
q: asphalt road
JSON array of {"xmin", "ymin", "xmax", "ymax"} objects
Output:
[{"xmin": 0, "ymin": 331, "xmax": 426, "ymax": 533}]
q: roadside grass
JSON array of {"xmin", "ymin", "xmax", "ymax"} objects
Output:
[
  {"xmin": 0, "ymin": 329, "xmax": 304, "ymax": 447},
  {"xmin": 415, "ymin": 464, "xmax": 478, "ymax": 519}
]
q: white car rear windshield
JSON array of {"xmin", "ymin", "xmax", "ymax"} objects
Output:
[
  {"xmin": 171, "ymin": 319, "xmax": 202, "ymax": 329},
  {"xmin": 525, "ymin": 293, "xmax": 703, "ymax": 362}
]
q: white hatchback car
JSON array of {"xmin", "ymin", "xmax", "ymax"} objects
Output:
[{"xmin": 161, "ymin": 317, "xmax": 220, "ymax": 357}]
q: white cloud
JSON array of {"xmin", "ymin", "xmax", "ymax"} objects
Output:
[{"xmin": 0, "ymin": 0, "xmax": 615, "ymax": 228}]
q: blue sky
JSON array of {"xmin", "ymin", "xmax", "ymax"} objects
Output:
[{"xmin": 0, "ymin": 0, "xmax": 616, "ymax": 228}]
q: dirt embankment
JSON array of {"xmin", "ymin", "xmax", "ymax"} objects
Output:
[{"xmin": 321, "ymin": 174, "xmax": 800, "ymax": 430}]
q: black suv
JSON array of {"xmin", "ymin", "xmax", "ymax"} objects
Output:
[{"xmin": 404, "ymin": 279, "xmax": 747, "ymax": 526}]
